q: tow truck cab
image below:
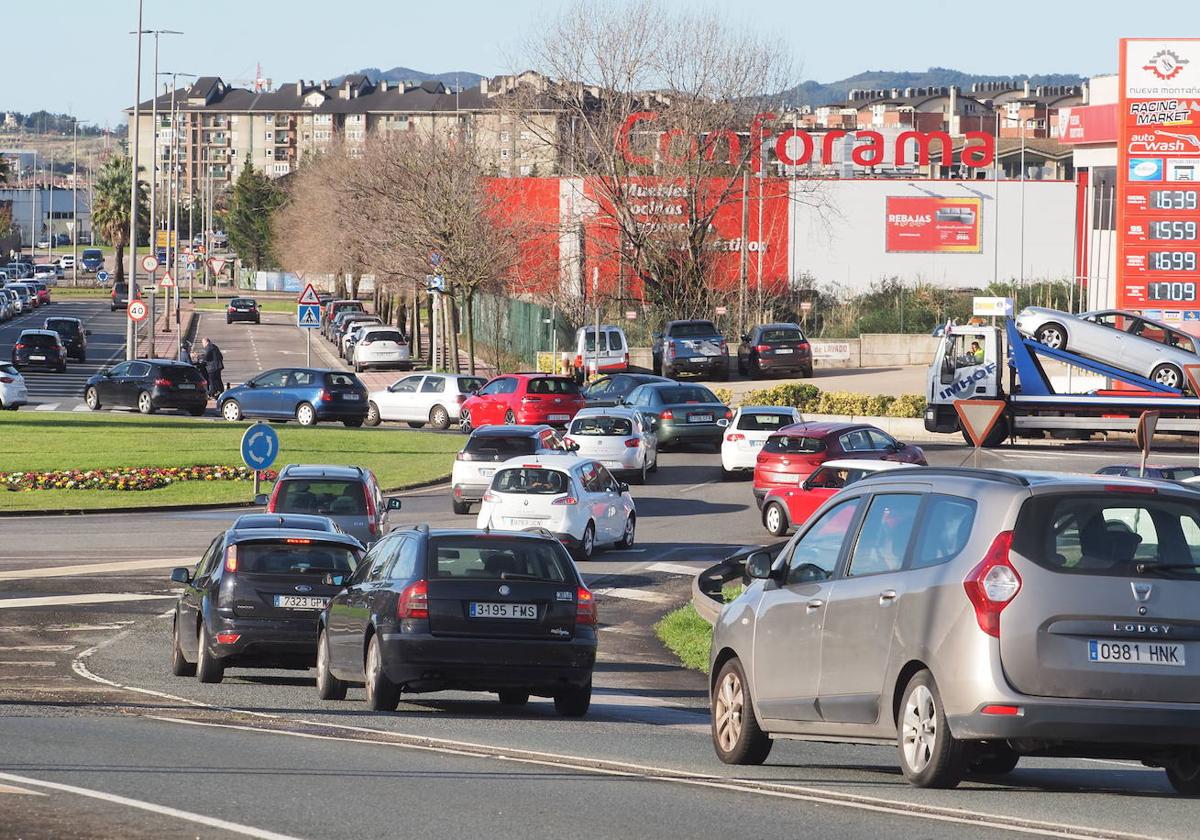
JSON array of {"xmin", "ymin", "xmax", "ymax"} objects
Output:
[{"xmin": 925, "ymin": 325, "xmax": 1002, "ymax": 434}]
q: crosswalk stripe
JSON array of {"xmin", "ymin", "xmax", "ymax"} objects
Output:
[{"xmin": 0, "ymin": 593, "xmax": 177, "ymax": 610}]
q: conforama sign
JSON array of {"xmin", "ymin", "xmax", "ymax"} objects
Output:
[{"xmin": 616, "ymin": 111, "xmax": 996, "ymax": 172}]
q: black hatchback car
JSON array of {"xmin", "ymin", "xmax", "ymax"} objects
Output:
[
  {"xmin": 11, "ymin": 329, "xmax": 67, "ymax": 372},
  {"xmin": 580, "ymin": 373, "xmax": 671, "ymax": 407},
  {"xmin": 226, "ymin": 297, "xmax": 261, "ymax": 325},
  {"xmin": 110, "ymin": 281, "xmax": 129, "ymax": 311},
  {"xmin": 44, "ymin": 316, "xmax": 90, "ymax": 362},
  {"xmin": 737, "ymin": 322, "xmax": 813, "ymax": 379},
  {"xmin": 84, "ymin": 359, "xmax": 209, "ymax": 415},
  {"xmin": 315, "ymin": 527, "xmax": 597, "ymax": 716},
  {"xmin": 170, "ymin": 527, "xmax": 365, "ymax": 683}
]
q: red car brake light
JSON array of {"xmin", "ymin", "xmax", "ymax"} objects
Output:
[
  {"xmin": 963, "ymin": 530, "xmax": 1021, "ymax": 638},
  {"xmin": 398, "ymin": 579, "xmax": 429, "ymax": 619},
  {"xmin": 318, "ymin": 389, "xmax": 333, "ymax": 402},
  {"xmin": 624, "ymin": 438, "xmax": 640, "ymax": 448},
  {"xmin": 13, "ymin": 343, "xmax": 24, "ymax": 350},
  {"xmin": 364, "ymin": 485, "xmax": 379, "ymax": 536},
  {"xmin": 726, "ymin": 433, "xmax": 745, "ymax": 442},
  {"xmin": 660, "ymin": 409, "xmax": 674, "ymax": 420},
  {"xmin": 154, "ymin": 377, "xmax": 171, "ymax": 387},
  {"xmin": 576, "ymin": 587, "xmax": 596, "ymax": 626},
  {"xmin": 552, "ymin": 495, "xmax": 578, "ymax": 505},
  {"xmin": 755, "ymin": 344, "xmax": 771, "ymax": 353},
  {"xmin": 224, "ymin": 545, "xmax": 238, "ymax": 573}
]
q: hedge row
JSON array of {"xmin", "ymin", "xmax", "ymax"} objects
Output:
[{"xmin": 711, "ymin": 383, "xmax": 926, "ymax": 419}]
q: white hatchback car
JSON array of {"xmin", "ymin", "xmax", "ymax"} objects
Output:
[
  {"xmin": 352, "ymin": 325, "xmax": 411, "ymax": 372},
  {"xmin": 366, "ymin": 372, "xmax": 487, "ymax": 429},
  {"xmin": 477, "ymin": 454, "xmax": 636, "ymax": 560},
  {"xmin": 565, "ymin": 406, "xmax": 657, "ymax": 484},
  {"xmin": 451, "ymin": 425, "xmax": 570, "ymax": 515},
  {"xmin": 0, "ymin": 362, "xmax": 28, "ymax": 409},
  {"xmin": 720, "ymin": 406, "xmax": 802, "ymax": 477}
]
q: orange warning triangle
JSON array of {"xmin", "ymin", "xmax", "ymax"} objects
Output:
[{"xmin": 954, "ymin": 399, "xmax": 1006, "ymax": 448}]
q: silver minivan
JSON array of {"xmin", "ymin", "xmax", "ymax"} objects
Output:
[
  {"xmin": 258, "ymin": 464, "xmax": 401, "ymax": 546},
  {"xmin": 710, "ymin": 467, "xmax": 1200, "ymax": 794}
]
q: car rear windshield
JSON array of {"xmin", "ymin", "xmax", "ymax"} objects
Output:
[
  {"xmin": 21, "ymin": 333, "xmax": 57, "ymax": 347},
  {"xmin": 465, "ymin": 435, "xmax": 537, "ymax": 457},
  {"xmin": 46, "ymin": 319, "xmax": 80, "ymax": 335},
  {"xmin": 365, "ymin": 330, "xmax": 405, "ymax": 343},
  {"xmin": 157, "ymin": 365, "xmax": 205, "ymax": 384},
  {"xmin": 324, "ymin": 372, "xmax": 361, "ymax": 388},
  {"xmin": 0, "ymin": 363, "xmax": 17, "ymax": 376},
  {"xmin": 231, "ymin": 298, "xmax": 255, "ymax": 306},
  {"xmin": 1163, "ymin": 467, "xmax": 1200, "ymax": 481},
  {"xmin": 1014, "ymin": 492, "xmax": 1200, "ymax": 577},
  {"xmin": 763, "ymin": 434, "xmax": 825, "ymax": 454},
  {"xmin": 570, "ymin": 415, "xmax": 633, "ymax": 436},
  {"xmin": 737, "ymin": 412, "xmax": 794, "ymax": 431},
  {"xmin": 234, "ymin": 541, "xmax": 358, "ymax": 574},
  {"xmin": 668, "ymin": 322, "xmax": 718, "ymax": 338},
  {"xmin": 493, "ymin": 467, "xmax": 571, "ymax": 495},
  {"xmin": 584, "ymin": 330, "xmax": 624, "ymax": 352},
  {"xmin": 527, "ymin": 377, "xmax": 580, "ymax": 395},
  {"xmin": 659, "ymin": 386, "xmax": 718, "ymax": 404},
  {"xmin": 429, "ymin": 536, "xmax": 571, "ymax": 583},
  {"xmin": 760, "ymin": 328, "xmax": 803, "ymax": 343},
  {"xmin": 273, "ymin": 480, "xmax": 367, "ymax": 516}
]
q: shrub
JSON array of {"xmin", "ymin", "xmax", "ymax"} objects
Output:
[
  {"xmin": 886, "ymin": 394, "xmax": 927, "ymax": 418},
  {"xmin": 712, "ymin": 387, "xmax": 734, "ymax": 406},
  {"xmin": 740, "ymin": 382, "xmax": 820, "ymax": 409},
  {"xmin": 813, "ymin": 391, "xmax": 896, "ymax": 417}
]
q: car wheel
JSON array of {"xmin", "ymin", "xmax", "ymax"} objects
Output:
[
  {"xmin": 649, "ymin": 454, "xmax": 659, "ymax": 473},
  {"xmin": 452, "ymin": 499, "xmax": 472, "ymax": 515},
  {"xmin": 897, "ymin": 670, "xmax": 965, "ymax": 788},
  {"xmin": 711, "ymin": 657, "xmax": 772, "ymax": 765},
  {"xmin": 354, "ymin": 362, "xmax": 363, "ymax": 373},
  {"xmin": 504, "ymin": 409, "xmax": 516, "ymax": 425},
  {"xmin": 632, "ymin": 460, "xmax": 647, "ymax": 485},
  {"xmin": 316, "ymin": 629, "xmax": 347, "ymax": 701},
  {"xmin": 714, "ymin": 361, "xmax": 730, "ymax": 381},
  {"xmin": 1152, "ymin": 363, "xmax": 1185, "ymax": 390},
  {"xmin": 802, "ymin": 364, "xmax": 814, "ymax": 379},
  {"xmin": 365, "ymin": 401, "xmax": 381, "ymax": 427},
  {"xmin": 553, "ymin": 680, "xmax": 591, "ymax": 717},
  {"xmin": 137, "ymin": 390, "xmax": 155, "ymax": 415},
  {"xmin": 459, "ymin": 409, "xmax": 473, "ymax": 434},
  {"xmin": 616, "ymin": 514, "xmax": 636, "ymax": 549},
  {"xmin": 1166, "ymin": 755, "xmax": 1200, "ymax": 796},
  {"xmin": 763, "ymin": 502, "xmax": 789, "ymax": 537},
  {"xmin": 170, "ymin": 618, "xmax": 196, "ymax": 677},
  {"xmin": 343, "ymin": 418, "xmax": 364, "ymax": 428},
  {"xmin": 84, "ymin": 386, "xmax": 101, "ymax": 411},
  {"xmin": 498, "ymin": 690, "xmax": 530, "ymax": 706},
  {"xmin": 365, "ymin": 634, "xmax": 400, "ymax": 712},
  {"xmin": 406, "ymin": 421, "xmax": 426, "ymax": 429},
  {"xmin": 575, "ymin": 522, "xmax": 596, "ymax": 561},
  {"xmin": 662, "ymin": 363, "xmax": 675, "ymax": 380},
  {"xmin": 296, "ymin": 402, "xmax": 317, "ymax": 426},
  {"xmin": 221, "ymin": 400, "xmax": 242, "ymax": 422},
  {"xmin": 188, "ymin": 406, "xmax": 206, "ymax": 417},
  {"xmin": 1034, "ymin": 322, "xmax": 1066, "ymax": 350},
  {"xmin": 961, "ymin": 413, "xmax": 1008, "ymax": 448},
  {"xmin": 196, "ymin": 624, "xmax": 225, "ymax": 684},
  {"xmin": 966, "ymin": 743, "xmax": 1021, "ymax": 776},
  {"xmin": 720, "ymin": 466, "xmax": 735, "ymax": 481},
  {"xmin": 226, "ymin": 318, "xmax": 232, "ymax": 325},
  {"xmin": 429, "ymin": 405, "xmax": 450, "ymax": 430},
  {"xmin": 749, "ymin": 360, "xmax": 761, "ymax": 380}
]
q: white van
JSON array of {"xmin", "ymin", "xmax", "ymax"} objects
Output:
[{"xmin": 573, "ymin": 325, "xmax": 629, "ymax": 378}]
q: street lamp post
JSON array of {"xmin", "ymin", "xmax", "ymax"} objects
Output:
[
  {"xmin": 159, "ymin": 72, "xmax": 195, "ymax": 353},
  {"xmin": 127, "ymin": 5, "xmax": 147, "ymax": 360}
]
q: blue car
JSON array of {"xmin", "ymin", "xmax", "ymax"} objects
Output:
[{"xmin": 218, "ymin": 367, "xmax": 369, "ymax": 427}]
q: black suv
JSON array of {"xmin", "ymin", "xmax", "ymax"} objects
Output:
[
  {"xmin": 44, "ymin": 316, "xmax": 90, "ymax": 362},
  {"xmin": 83, "ymin": 359, "xmax": 208, "ymax": 415},
  {"xmin": 170, "ymin": 527, "xmax": 365, "ymax": 683},
  {"xmin": 316, "ymin": 527, "xmax": 597, "ymax": 716},
  {"xmin": 11, "ymin": 329, "xmax": 66, "ymax": 372},
  {"xmin": 226, "ymin": 297, "xmax": 261, "ymax": 325}
]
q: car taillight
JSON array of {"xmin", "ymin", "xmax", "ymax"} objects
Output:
[
  {"xmin": 398, "ymin": 579, "xmax": 428, "ymax": 619},
  {"xmin": 963, "ymin": 530, "xmax": 1021, "ymax": 638},
  {"xmin": 266, "ymin": 481, "xmax": 282, "ymax": 512},
  {"xmin": 552, "ymin": 495, "xmax": 578, "ymax": 505},
  {"xmin": 0, "ymin": 377, "xmax": 11, "ymax": 384},
  {"xmin": 660, "ymin": 409, "xmax": 673, "ymax": 420},
  {"xmin": 482, "ymin": 490, "xmax": 498, "ymax": 503},
  {"xmin": 667, "ymin": 344, "xmax": 676, "ymax": 358},
  {"xmin": 574, "ymin": 354, "xmax": 582, "ymax": 367},
  {"xmin": 215, "ymin": 633, "xmax": 241, "ymax": 645},
  {"xmin": 319, "ymin": 389, "xmax": 333, "ymax": 402},
  {"xmin": 799, "ymin": 341, "xmax": 811, "ymax": 350},
  {"xmin": 624, "ymin": 438, "xmax": 640, "ymax": 448},
  {"xmin": 755, "ymin": 344, "xmax": 771, "ymax": 353},
  {"xmin": 228, "ymin": 306, "xmax": 236, "ymax": 312},
  {"xmin": 623, "ymin": 353, "xmax": 629, "ymax": 367},
  {"xmin": 14, "ymin": 343, "xmax": 24, "ymax": 350},
  {"xmin": 224, "ymin": 545, "xmax": 238, "ymax": 573},
  {"xmin": 576, "ymin": 587, "xmax": 596, "ymax": 626},
  {"xmin": 726, "ymin": 433, "xmax": 745, "ymax": 442},
  {"xmin": 365, "ymin": 488, "xmax": 378, "ymax": 536},
  {"xmin": 723, "ymin": 408, "xmax": 733, "ymax": 420},
  {"xmin": 154, "ymin": 377, "xmax": 171, "ymax": 387}
]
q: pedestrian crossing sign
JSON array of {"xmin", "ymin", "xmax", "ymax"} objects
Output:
[{"xmin": 297, "ymin": 304, "xmax": 321, "ymax": 328}]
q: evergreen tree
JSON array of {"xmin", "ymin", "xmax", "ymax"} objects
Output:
[{"xmin": 226, "ymin": 163, "xmax": 284, "ymax": 271}]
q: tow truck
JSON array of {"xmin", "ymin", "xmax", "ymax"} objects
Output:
[{"xmin": 924, "ymin": 318, "xmax": 1200, "ymax": 446}]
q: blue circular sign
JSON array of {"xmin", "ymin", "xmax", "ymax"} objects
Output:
[
  {"xmin": 240, "ymin": 422, "xmax": 280, "ymax": 471},
  {"xmin": 97, "ymin": 270, "xmax": 110, "ymax": 282}
]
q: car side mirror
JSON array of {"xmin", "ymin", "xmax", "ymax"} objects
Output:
[
  {"xmin": 254, "ymin": 493, "xmax": 269, "ymax": 506},
  {"xmin": 740, "ymin": 333, "xmax": 749, "ymax": 342},
  {"xmin": 170, "ymin": 567, "xmax": 191, "ymax": 584},
  {"xmin": 801, "ymin": 479, "xmax": 812, "ymax": 491},
  {"xmin": 99, "ymin": 368, "xmax": 111, "ymax": 377},
  {"xmin": 386, "ymin": 497, "xmax": 402, "ymax": 511},
  {"xmin": 618, "ymin": 482, "xmax": 630, "ymax": 493},
  {"xmin": 746, "ymin": 551, "xmax": 775, "ymax": 580},
  {"xmin": 567, "ymin": 441, "xmax": 580, "ymax": 452},
  {"xmin": 245, "ymin": 380, "xmax": 256, "ymax": 388},
  {"xmin": 322, "ymin": 573, "xmax": 348, "ymax": 588}
]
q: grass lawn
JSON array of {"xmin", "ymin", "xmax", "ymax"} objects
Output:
[
  {"xmin": 49, "ymin": 287, "xmax": 110, "ymax": 298},
  {"xmin": 0, "ymin": 412, "xmax": 461, "ymax": 513},
  {"xmin": 653, "ymin": 585, "xmax": 743, "ymax": 673},
  {"xmin": 194, "ymin": 296, "xmax": 297, "ymax": 314}
]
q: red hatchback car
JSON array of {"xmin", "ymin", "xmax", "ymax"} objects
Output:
[
  {"xmin": 460, "ymin": 373, "xmax": 586, "ymax": 431},
  {"xmin": 752, "ymin": 422, "xmax": 926, "ymax": 507}
]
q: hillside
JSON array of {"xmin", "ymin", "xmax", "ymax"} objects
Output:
[
  {"xmin": 781, "ymin": 67, "xmax": 1085, "ymax": 106},
  {"xmin": 334, "ymin": 66, "xmax": 483, "ymax": 90}
]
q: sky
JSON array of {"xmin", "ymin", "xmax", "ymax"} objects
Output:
[{"xmin": 5, "ymin": 0, "xmax": 1200, "ymax": 127}]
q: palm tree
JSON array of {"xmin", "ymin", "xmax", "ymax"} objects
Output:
[{"xmin": 91, "ymin": 155, "xmax": 148, "ymax": 282}]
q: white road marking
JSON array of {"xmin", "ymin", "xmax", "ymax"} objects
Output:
[
  {"xmin": 33, "ymin": 402, "xmax": 59, "ymax": 411},
  {"xmin": 647, "ymin": 562, "xmax": 703, "ymax": 576},
  {"xmin": 0, "ymin": 557, "xmax": 194, "ymax": 581},
  {"xmin": 0, "ymin": 771, "xmax": 303, "ymax": 840},
  {"xmin": 73, "ymin": 404, "xmax": 91, "ymax": 412},
  {"xmin": 0, "ymin": 661, "xmax": 55, "ymax": 667},
  {"xmin": 0, "ymin": 783, "xmax": 45, "ymax": 796},
  {"xmin": 606, "ymin": 548, "xmax": 647, "ymax": 554},
  {"xmin": 0, "ymin": 645, "xmax": 75, "ymax": 652},
  {"xmin": 0, "ymin": 622, "xmax": 134, "ymax": 633},
  {"xmin": 591, "ymin": 586, "xmax": 671, "ymax": 604},
  {"xmin": 680, "ymin": 480, "xmax": 715, "ymax": 493},
  {"xmin": 0, "ymin": 593, "xmax": 176, "ymax": 610}
]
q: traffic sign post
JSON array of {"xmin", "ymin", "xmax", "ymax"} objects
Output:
[
  {"xmin": 953, "ymin": 399, "xmax": 1007, "ymax": 467},
  {"xmin": 1136, "ymin": 410, "xmax": 1161, "ymax": 478},
  {"xmin": 240, "ymin": 422, "xmax": 280, "ymax": 500},
  {"xmin": 298, "ymin": 302, "xmax": 321, "ymax": 367},
  {"xmin": 127, "ymin": 298, "xmax": 148, "ymax": 323}
]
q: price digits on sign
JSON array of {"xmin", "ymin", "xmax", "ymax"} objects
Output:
[
  {"xmin": 1148, "ymin": 251, "xmax": 1199, "ymax": 272},
  {"xmin": 1149, "ymin": 220, "xmax": 1198, "ymax": 240},
  {"xmin": 1148, "ymin": 281, "xmax": 1198, "ymax": 302},
  {"xmin": 1150, "ymin": 189, "xmax": 1199, "ymax": 210}
]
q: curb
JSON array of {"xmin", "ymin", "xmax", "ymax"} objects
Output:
[{"xmin": 0, "ymin": 475, "xmax": 450, "ymax": 518}]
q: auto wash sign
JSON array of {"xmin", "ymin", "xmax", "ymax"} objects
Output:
[{"xmin": 615, "ymin": 112, "xmax": 996, "ymax": 173}]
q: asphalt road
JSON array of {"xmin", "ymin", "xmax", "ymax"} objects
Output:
[{"xmin": 4, "ymin": 443, "xmax": 1200, "ymax": 838}]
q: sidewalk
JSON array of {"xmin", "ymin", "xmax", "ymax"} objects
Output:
[{"xmin": 138, "ymin": 297, "xmax": 196, "ymax": 361}]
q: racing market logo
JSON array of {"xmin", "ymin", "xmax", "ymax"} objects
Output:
[{"xmin": 1144, "ymin": 49, "xmax": 1189, "ymax": 81}]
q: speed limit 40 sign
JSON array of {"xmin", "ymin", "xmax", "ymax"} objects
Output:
[{"xmin": 127, "ymin": 298, "xmax": 149, "ymax": 322}]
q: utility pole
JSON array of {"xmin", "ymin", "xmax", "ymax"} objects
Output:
[
  {"xmin": 146, "ymin": 29, "xmax": 182, "ymax": 280},
  {"xmin": 71, "ymin": 117, "xmax": 78, "ymax": 286},
  {"xmin": 738, "ymin": 170, "xmax": 750, "ymax": 334},
  {"xmin": 128, "ymin": 9, "xmax": 147, "ymax": 360}
]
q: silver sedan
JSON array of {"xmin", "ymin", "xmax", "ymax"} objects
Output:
[{"xmin": 1015, "ymin": 307, "xmax": 1200, "ymax": 390}]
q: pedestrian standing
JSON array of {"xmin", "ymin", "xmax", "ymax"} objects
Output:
[
  {"xmin": 178, "ymin": 339, "xmax": 192, "ymax": 364},
  {"xmin": 201, "ymin": 337, "xmax": 225, "ymax": 397}
]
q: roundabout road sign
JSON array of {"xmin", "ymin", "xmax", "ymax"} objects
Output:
[
  {"xmin": 240, "ymin": 422, "xmax": 280, "ymax": 471},
  {"xmin": 97, "ymin": 270, "xmax": 110, "ymax": 283},
  {"xmin": 127, "ymin": 299, "xmax": 149, "ymax": 322}
]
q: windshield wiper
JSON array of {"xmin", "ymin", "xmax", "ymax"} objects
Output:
[
  {"xmin": 1135, "ymin": 562, "xmax": 1200, "ymax": 578},
  {"xmin": 499, "ymin": 572, "xmax": 550, "ymax": 582}
]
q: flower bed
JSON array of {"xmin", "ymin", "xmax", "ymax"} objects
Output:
[{"xmin": 2, "ymin": 465, "xmax": 279, "ymax": 492}]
